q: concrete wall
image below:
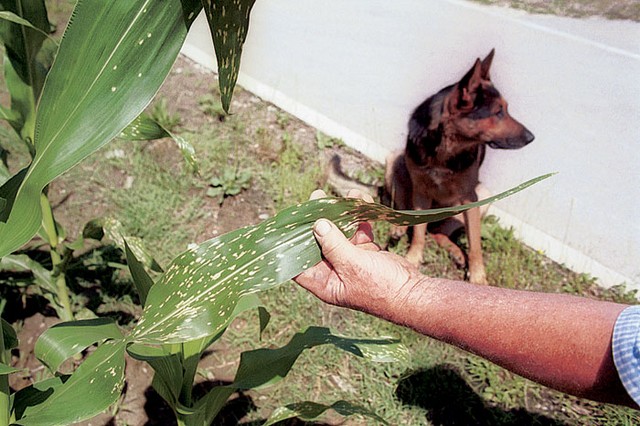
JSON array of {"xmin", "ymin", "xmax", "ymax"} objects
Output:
[{"xmin": 182, "ymin": 0, "xmax": 640, "ymax": 289}]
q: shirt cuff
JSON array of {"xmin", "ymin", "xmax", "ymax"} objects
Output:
[{"xmin": 612, "ymin": 305, "xmax": 640, "ymax": 405}]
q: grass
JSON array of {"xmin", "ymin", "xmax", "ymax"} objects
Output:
[{"xmin": 470, "ymin": 0, "xmax": 640, "ymax": 21}]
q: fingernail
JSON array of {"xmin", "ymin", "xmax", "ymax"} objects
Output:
[{"xmin": 314, "ymin": 219, "xmax": 331, "ymax": 237}]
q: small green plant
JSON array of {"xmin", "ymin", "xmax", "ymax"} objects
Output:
[
  {"xmin": 198, "ymin": 92, "xmax": 226, "ymax": 121},
  {"xmin": 206, "ymin": 165, "xmax": 252, "ymax": 204},
  {"xmin": 150, "ymin": 97, "xmax": 181, "ymax": 132},
  {"xmin": 316, "ymin": 130, "xmax": 344, "ymax": 149},
  {"xmin": 264, "ymin": 132, "xmax": 324, "ymax": 209},
  {"xmin": 275, "ymin": 110, "xmax": 290, "ymax": 129}
]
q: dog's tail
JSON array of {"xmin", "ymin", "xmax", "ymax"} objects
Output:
[{"xmin": 325, "ymin": 155, "xmax": 379, "ymax": 199}]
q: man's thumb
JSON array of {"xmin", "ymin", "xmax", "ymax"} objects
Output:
[{"xmin": 313, "ymin": 219, "xmax": 352, "ymax": 261}]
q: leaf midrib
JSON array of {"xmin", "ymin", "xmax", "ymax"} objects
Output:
[{"xmin": 20, "ymin": 0, "xmax": 152, "ymax": 201}]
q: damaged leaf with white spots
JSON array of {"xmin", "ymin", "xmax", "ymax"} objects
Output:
[
  {"xmin": 131, "ymin": 174, "xmax": 552, "ymax": 345},
  {"xmin": 14, "ymin": 340, "xmax": 126, "ymax": 426},
  {"xmin": 120, "ymin": 113, "xmax": 199, "ymax": 174},
  {"xmin": 202, "ymin": 0, "xmax": 257, "ymax": 112}
]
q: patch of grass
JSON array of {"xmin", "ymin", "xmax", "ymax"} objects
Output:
[
  {"xmin": 150, "ymin": 97, "xmax": 181, "ymax": 132},
  {"xmin": 315, "ymin": 130, "xmax": 344, "ymax": 150},
  {"xmin": 470, "ymin": 0, "xmax": 640, "ymax": 21},
  {"xmin": 262, "ymin": 131, "xmax": 324, "ymax": 209},
  {"xmin": 198, "ymin": 92, "xmax": 226, "ymax": 121},
  {"xmin": 104, "ymin": 140, "xmax": 206, "ymax": 266}
]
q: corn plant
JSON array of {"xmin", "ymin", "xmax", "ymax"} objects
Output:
[
  {"xmin": 0, "ymin": 0, "xmax": 553, "ymax": 424},
  {"xmin": 25, "ymin": 177, "xmax": 549, "ymax": 425},
  {"xmin": 0, "ymin": 0, "xmax": 74, "ymax": 322},
  {"xmin": 0, "ymin": 0, "xmax": 206, "ymax": 323}
]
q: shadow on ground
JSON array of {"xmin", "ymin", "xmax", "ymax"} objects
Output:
[{"xmin": 396, "ymin": 364, "xmax": 565, "ymax": 426}]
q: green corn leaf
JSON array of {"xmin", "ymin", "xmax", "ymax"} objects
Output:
[
  {"xmin": 189, "ymin": 326, "xmax": 404, "ymax": 424},
  {"xmin": 0, "ymin": 166, "xmax": 27, "ymax": 223},
  {"xmin": 125, "ymin": 240, "xmax": 154, "ymax": 307},
  {"xmin": 130, "ymin": 174, "xmax": 552, "ymax": 345},
  {"xmin": 84, "ymin": 217, "xmax": 163, "ymax": 273},
  {"xmin": 12, "ymin": 376, "xmax": 67, "ymax": 422},
  {"xmin": 263, "ymin": 400, "xmax": 388, "ymax": 426},
  {"xmin": 127, "ymin": 293, "xmax": 268, "ymax": 416},
  {"xmin": 202, "ymin": 0, "xmax": 257, "ymax": 112},
  {"xmin": 0, "ymin": 103, "xmax": 22, "ymax": 131},
  {"xmin": 1, "ymin": 318, "xmax": 18, "ymax": 350},
  {"xmin": 0, "ymin": 253, "xmax": 55, "ymax": 294},
  {"xmin": 233, "ymin": 326, "xmax": 407, "ymax": 390},
  {"xmin": 0, "ymin": 10, "xmax": 56, "ymax": 43},
  {"xmin": 0, "ymin": 362, "xmax": 25, "ymax": 375},
  {"xmin": 147, "ymin": 353, "xmax": 184, "ymax": 409},
  {"xmin": 1, "ymin": 56, "xmax": 31, "ymax": 136},
  {"xmin": 121, "ymin": 114, "xmax": 199, "ymax": 174},
  {"xmin": 0, "ymin": 0, "xmax": 202, "ymax": 258},
  {"xmin": 0, "ymin": 0, "xmax": 51, "ymax": 139},
  {"xmin": 15, "ymin": 340, "xmax": 126, "ymax": 426},
  {"xmin": 34, "ymin": 318, "xmax": 123, "ymax": 373},
  {"xmin": 189, "ymin": 386, "xmax": 235, "ymax": 426}
]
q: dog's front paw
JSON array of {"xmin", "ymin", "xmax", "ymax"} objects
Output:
[
  {"xmin": 468, "ymin": 268, "xmax": 488, "ymax": 285},
  {"xmin": 405, "ymin": 247, "xmax": 423, "ymax": 266}
]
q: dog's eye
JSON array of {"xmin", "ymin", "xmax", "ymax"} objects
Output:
[{"xmin": 495, "ymin": 107, "xmax": 504, "ymax": 119}]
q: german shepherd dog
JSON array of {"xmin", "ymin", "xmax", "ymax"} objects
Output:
[{"xmin": 385, "ymin": 49, "xmax": 534, "ymax": 284}]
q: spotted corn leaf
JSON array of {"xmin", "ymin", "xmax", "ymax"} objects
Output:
[
  {"xmin": 14, "ymin": 340, "xmax": 126, "ymax": 426},
  {"xmin": 202, "ymin": 0, "xmax": 257, "ymax": 112},
  {"xmin": 130, "ymin": 174, "xmax": 552, "ymax": 345},
  {"xmin": 120, "ymin": 113, "xmax": 199, "ymax": 174}
]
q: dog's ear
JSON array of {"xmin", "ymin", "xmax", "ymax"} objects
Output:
[
  {"xmin": 449, "ymin": 58, "xmax": 482, "ymax": 112},
  {"xmin": 481, "ymin": 48, "xmax": 495, "ymax": 80}
]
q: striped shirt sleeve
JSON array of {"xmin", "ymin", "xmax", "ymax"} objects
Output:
[{"xmin": 612, "ymin": 305, "xmax": 640, "ymax": 405}]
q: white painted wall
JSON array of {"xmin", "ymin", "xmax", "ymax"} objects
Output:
[{"xmin": 182, "ymin": 0, "xmax": 640, "ymax": 289}]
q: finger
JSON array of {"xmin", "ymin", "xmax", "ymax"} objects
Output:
[
  {"xmin": 351, "ymin": 222, "xmax": 375, "ymax": 246},
  {"xmin": 346, "ymin": 189, "xmax": 374, "ymax": 204},
  {"xmin": 295, "ymin": 260, "xmax": 331, "ymax": 288},
  {"xmin": 313, "ymin": 219, "xmax": 357, "ymax": 265},
  {"xmin": 309, "ymin": 189, "xmax": 327, "ymax": 201}
]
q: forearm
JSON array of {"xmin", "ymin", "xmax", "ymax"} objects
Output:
[{"xmin": 381, "ymin": 276, "xmax": 634, "ymax": 407}]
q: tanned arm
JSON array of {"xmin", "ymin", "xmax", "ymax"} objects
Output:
[{"xmin": 295, "ymin": 191, "xmax": 636, "ymax": 408}]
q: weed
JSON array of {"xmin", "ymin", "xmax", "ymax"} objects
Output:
[
  {"xmin": 275, "ymin": 111, "xmax": 290, "ymax": 129},
  {"xmin": 198, "ymin": 92, "xmax": 226, "ymax": 121},
  {"xmin": 264, "ymin": 132, "xmax": 324, "ymax": 209},
  {"xmin": 150, "ymin": 98, "xmax": 181, "ymax": 132},
  {"xmin": 207, "ymin": 165, "xmax": 253, "ymax": 205},
  {"xmin": 315, "ymin": 130, "xmax": 344, "ymax": 150}
]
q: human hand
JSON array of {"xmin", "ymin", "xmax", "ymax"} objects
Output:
[{"xmin": 294, "ymin": 189, "xmax": 425, "ymax": 319}]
